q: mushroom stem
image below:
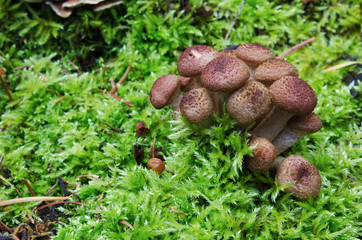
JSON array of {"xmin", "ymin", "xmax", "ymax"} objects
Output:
[
  {"xmin": 272, "ymin": 127, "xmax": 302, "ymax": 155},
  {"xmin": 251, "ymin": 106, "xmax": 293, "ymax": 141}
]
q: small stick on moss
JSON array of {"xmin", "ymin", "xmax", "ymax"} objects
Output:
[
  {"xmin": 99, "ymin": 89, "xmax": 134, "ymax": 107},
  {"xmin": 67, "ymin": 189, "xmax": 80, "ymax": 198},
  {"xmin": 0, "ymin": 174, "xmax": 21, "ymax": 196},
  {"xmin": 0, "ymin": 220, "xmax": 13, "ymax": 233},
  {"xmin": 37, "ymin": 72, "xmax": 48, "ymax": 82},
  {"xmin": 54, "ymin": 95, "xmax": 66, "ymax": 104},
  {"xmin": 46, "ymin": 183, "xmax": 58, "ymax": 196},
  {"xmin": 30, "ymin": 232, "xmax": 52, "ymax": 238},
  {"xmin": 77, "ymin": 174, "xmax": 100, "ymax": 181},
  {"xmin": 110, "ymin": 78, "xmax": 117, "ymax": 95},
  {"xmin": 68, "ymin": 59, "xmax": 82, "ymax": 75},
  {"xmin": 119, "ymin": 220, "xmax": 134, "ymax": 231},
  {"xmin": 165, "ymin": 168, "xmax": 175, "ymax": 175},
  {"xmin": 13, "ymin": 66, "xmax": 29, "ymax": 71},
  {"xmin": 0, "ymin": 196, "xmax": 70, "ymax": 207},
  {"xmin": 36, "ymin": 201, "xmax": 85, "ymax": 210},
  {"xmin": 277, "ymin": 37, "xmax": 316, "ymax": 59},
  {"xmin": 170, "ymin": 209, "xmax": 188, "ymax": 216},
  {"xmin": 22, "ymin": 178, "xmax": 36, "ymax": 197},
  {"xmin": 103, "ymin": 122, "xmax": 125, "ymax": 133},
  {"xmin": 0, "ymin": 68, "xmax": 13, "ymax": 101},
  {"xmin": 9, "ymin": 234, "xmax": 20, "ymax": 240},
  {"xmin": 109, "ymin": 63, "xmax": 132, "ymax": 95},
  {"xmin": 224, "ymin": 0, "xmax": 245, "ymax": 41},
  {"xmin": 322, "ymin": 61, "xmax": 361, "ymax": 73},
  {"xmin": 0, "ymin": 153, "xmax": 4, "ymax": 165},
  {"xmin": 60, "ymin": 61, "xmax": 69, "ymax": 75}
]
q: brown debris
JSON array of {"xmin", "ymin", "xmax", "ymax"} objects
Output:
[
  {"xmin": 277, "ymin": 37, "xmax": 316, "ymax": 59},
  {"xmin": 22, "ymin": 178, "xmax": 37, "ymax": 197},
  {"xmin": 119, "ymin": 220, "xmax": 134, "ymax": 231},
  {"xmin": 109, "ymin": 63, "xmax": 132, "ymax": 95},
  {"xmin": 103, "ymin": 122, "xmax": 125, "ymax": 133},
  {"xmin": 0, "ymin": 68, "xmax": 13, "ymax": 101},
  {"xmin": 136, "ymin": 121, "xmax": 149, "ymax": 138}
]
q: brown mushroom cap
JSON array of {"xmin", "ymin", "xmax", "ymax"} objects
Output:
[
  {"xmin": 246, "ymin": 137, "xmax": 276, "ymax": 173},
  {"xmin": 219, "ymin": 49, "xmax": 237, "ymax": 58},
  {"xmin": 177, "ymin": 45, "xmax": 220, "ymax": 77},
  {"xmin": 150, "ymin": 75, "xmax": 181, "ymax": 109},
  {"xmin": 255, "ymin": 59, "xmax": 299, "ymax": 86},
  {"xmin": 200, "ymin": 56, "xmax": 250, "ymax": 92},
  {"xmin": 62, "ymin": 0, "xmax": 104, "ymax": 8},
  {"xmin": 226, "ymin": 81, "xmax": 272, "ymax": 126},
  {"xmin": 288, "ymin": 113, "xmax": 322, "ymax": 134},
  {"xmin": 277, "ymin": 155, "xmax": 321, "ymax": 200},
  {"xmin": 236, "ymin": 43, "xmax": 275, "ymax": 68},
  {"xmin": 270, "ymin": 76, "xmax": 317, "ymax": 115},
  {"xmin": 147, "ymin": 158, "xmax": 165, "ymax": 175},
  {"xmin": 180, "ymin": 88, "xmax": 214, "ymax": 123}
]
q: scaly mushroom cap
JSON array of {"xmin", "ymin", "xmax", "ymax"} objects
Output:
[
  {"xmin": 180, "ymin": 88, "xmax": 214, "ymax": 123},
  {"xmin": 201, "ymin": 56, "xmax": 250, "ymax": 92},
  {"xmin": 270, "ymin": 76, "xmax": 317, "ymax": 115},
  {"xmin": 219, "ymin": 49, "xmax": 237, "ymax": 58},
  {"xmin": 246, "ymin": 137, "xmax": 276, "ymax": 173},
  {"xmin": 177, "ymin": 45, "xmax": 219, "ymax": 77},
  {"xmin": 150, "ymin": 75, "xmax": 181, "ymax": 109},
  {"xmin": 288, "ymin": 113, "xmax": 322, "ymax": 134},
  {"xmin": 277, "ymin": 155, "xmax": 321, "ymax": 200},
  {"xmin": 255, "ymin": 59, "xmax": 299, "ymax": 86},
  {"xmin": 226, "ymin": 81, "xmax": 272, "ymax": 126},
  {"xmin": 236, "ymin": 43, "xmax": 275, "ymax": 68}
]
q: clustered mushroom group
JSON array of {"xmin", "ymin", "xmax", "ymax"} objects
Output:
[
  {"xmin": 149, "ymin": 43, "xmax": 322, "ymax": 200},
  {"xmin": 25, "ymin": 0, "xmax": 123, "ymax": 18}
]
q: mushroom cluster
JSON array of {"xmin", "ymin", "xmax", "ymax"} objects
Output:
[
  {"xmin": 149, "ymin": 43, "xmax": 323, "ymax": 200},
  {"xmin": 25, "ymin": 0, "xmax": 123, "ymax": 18}
]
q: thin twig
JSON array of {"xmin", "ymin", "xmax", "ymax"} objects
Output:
[
  {"xmin": 9, "ymin": 234, "xmax": 20, "ymax": 240},
  {"xmin": 225, "ymin": 0, "xmax": 245, "ymax": 41},
  {"xmin": 0, "ymin": 220, "xmax": 13, "ymax": 233},
  {"xmin": 46, "ymin": 183, "xmax": 58, "ymax": 196},
  {"xmin": 13, "ymin": 66, "xmax": 29, "ymax": 71},
  {"xmin": 60, "ymin": 62, "xmax": 69, "ymax": 75},
  {"xmin": 170, "ymin": 209, "xmax": 188, "ymax": 216},
  {"xmin": 277, "ymin": 37, "xmax": 316, "ymax": 59},
  {"xmin": 322, "ymin": 61, "xmax": 361, "ymax": 73},
  {"xmin": 110, "ymin": 78, "xmax": 117, "ymax": 95},
  {"xmin": 0, "ymin": 174, "xmax": 21, "ymax": 196},
  {"xmin": 68, "ymin": 59, "xmax": 82, "ymax": 75},
  {"xmin": 54, "ymin": 95, "xmax": 66, "ymax": 104},
  {"xmin": 0, "ymin": 70, "xmax": 13, "ymax": 101},
  {"xmin": 0, "ymin": 153, "xmax": 4, "ymax": 165},
  {"xmin": 37, "ymin": 72, "xmax": 48, "ymax": 82},
  {"xmin": 36, "ymin": 201, "xmax": 85, "ymax": 210},
  {"xmin": 99, "ymin": 89, "xmax": 134, "ymax": 107},
  {"xmin": 0, "ymin": 196, "xmax": 71, "ymax": 207},
  {"xmin": 22, "ymin": 178, "xmax": 36, "ymax": 197},
  {"xmin": 165, "ymin": 168, "xmax": 175, "ymax": 175},
  {"xmin": 119, "ymin": 220, "xmax": 134, "ymax": 231},
  {"xmin": 77, "ymin": 174, "xmax": 100, "ymax": 181},
  {"xmin": 103, "ymin": 122, "xmax": 125, "ymax": 133},
  {"xmin": 109, "ymin": 63, "xmax": 132, "ymax": 95}
]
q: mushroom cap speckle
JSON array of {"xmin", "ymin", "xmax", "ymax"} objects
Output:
[
  {"xmin": 255, "ymin": 59, "xmax": 299, "ymax": 86},
  {"xmin": 150, "ymin": 75, "xmax": 181, "ymax": 109},
  {"xmin": 226, "ymin": 81, "xmax": 272, "ymax": 125},
  {"xmin": 180, "ymin": 88, "xmax": 214, "ymax": 123},
  {"xmin": 288, "ymin": 113, "xmax": 322, "ymax": 134},
  {"xmin": 201, "ymin": 56, "xmax": 250, "ymax": 92},
  {"xmin": 246, "ymin": 137, "xmax": 276, "ymax": 173},
  {"xmin": 236, "ymin": 43, "xmax": 275, "ymax": 68},
  {"xmin": 177, "ymin": 45, "xmax": 219, "ymax": 77},
  {"xmin": 270, "ymin": 76, "xmax": 317, "ymax": 115},
  {"xmin": 219, "ymin": 49, "xmax": 237, "ymax": 58},
  {"xmin": 277, "ymin": 155, "xmax": 321, "ymax": 200}
]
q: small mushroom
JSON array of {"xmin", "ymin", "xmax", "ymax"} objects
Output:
[
  {"xmin": 254, "ymin": 58, "xmax": 299, "ymax": 87},
  {"xmin": 177, "ymin": 45, "xmax": 220, "ymax": 77},
  {"xmin": 272, "ymin": 113, "xmax": 322, "ymax": 155},
  {"xmin": 246, "ymin": 137, "xmax": 276, "ymax": 173},
  {"xmin": 252, "ymin": 76, "xmax": 317, "ymax": 141},
  {"xmin": 150, "ymin": 75, "xmax": 183, "ymax": 110},
  {"xmin": 201, "ymin": 56, "xmax": 250, "ymax": 93},
  {"xmin": 277, "ymin": 155, "xmax": 321, "ymax": 200},
  {"xmin": 179, "ymin": 88, "xmax": 214, "ymax": 123},
  {"xmin": 62, "ymin": 0, "xmax": 104, "ymax": 8},
  {"xmin": 236, "ymin": 43, "xmax": 275, "ymax": 68},
  {"xmin": 226, "ymin": 81, "xmax": 272, "ymax": 128},
  {"xmin": 93, "ymin": 0, "xmax": 123, "ymax": 11},
  {"xmin": 147, "ymin": 158, "xmax": 165, "ymax": 175}
]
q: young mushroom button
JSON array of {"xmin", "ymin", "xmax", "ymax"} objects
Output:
[
  {"xmin": 180, "ymin": 88, "xmax": 214, "ymax": 123},
  {"xmin": 177, "ymin": 45, "xmax": 220, "ymax": 77},
  {"xmin": 252, "ymin": 76, "xmax": 317, "ymax": 141},
  {"xmin": 277, "ymin": 155, "xmax": 322, "ymax": 200},
  {"xmin": 226, "ymin": 81, "xmax": 272, "ymax": 127},
  {"xmin": 246, "ymin": 137, "xmax": 276, "ymax": 174},
  {"xmin": 150, "ymin": 75, "xmax": 183, "ymax": 109},
  {"xmin": 201, "ymin": 56, "xmax": 250, "ymax": 92}
]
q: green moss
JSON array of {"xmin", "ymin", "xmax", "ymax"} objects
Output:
[{"xmin": 0, "ymin": 0, "xmax": 361, "ymax": 239}]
